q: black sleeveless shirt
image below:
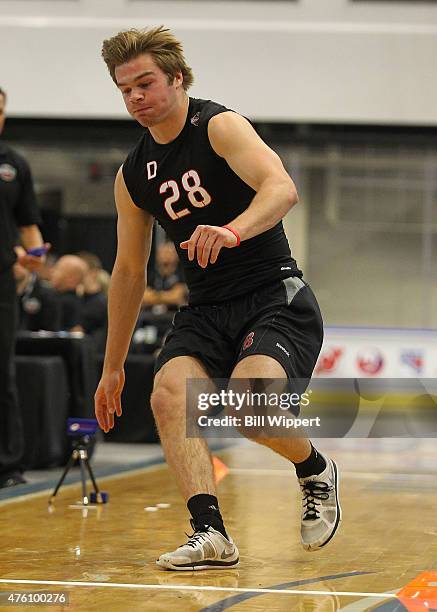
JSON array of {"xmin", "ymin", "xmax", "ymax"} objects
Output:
[{"xmin": 122, "ymin": 97, "xmax": 302, "ymax": 305}]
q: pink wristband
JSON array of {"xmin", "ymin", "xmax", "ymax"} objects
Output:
[{"xmin": 223, "ymin": 225, "xmax": 241, "ymax": 246}]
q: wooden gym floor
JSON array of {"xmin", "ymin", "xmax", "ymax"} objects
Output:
[{"xmin": 0, "ymin": 438, "xmax": 436, "ymax": 611}]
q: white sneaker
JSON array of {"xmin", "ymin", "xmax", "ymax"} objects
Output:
[
  {"xmin": 156, "ymin": 523, "xmax": 239, "ymax": 571},
  {"xmin": 298, "ymin": 454, "xmax": 342, "ymax": 551}
]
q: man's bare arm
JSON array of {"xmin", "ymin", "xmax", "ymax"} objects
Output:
[
  {"xmin": 208, "ymin": 111, "xmax": 298, "ymax": 241},
  {"xmin": 180, "ymin": 112, "xmax": 298, "ymax": 268},
  {"xmin": 19, "ymin": 224, "xmax": 43, "ymax": 250},
  {"xmin": 96, "ymin": 168, "xmax": 154, "ymax": 432},
  {"xmin": 103, "ymin": 167, "xmax": 154, "ymax": 373}
]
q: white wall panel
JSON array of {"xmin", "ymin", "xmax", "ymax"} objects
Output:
[{"xmin": 1, "ymin": 0, "xmax": 437, "ymax": 123}]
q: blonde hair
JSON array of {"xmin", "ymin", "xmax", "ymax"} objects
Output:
[
  {"xmin": 102, "ymin": 26, "xmax": 194, "ymax": 90},
  {"xmin": 96, "ymin": 269, "xmax": 110, "ymax": 296}
]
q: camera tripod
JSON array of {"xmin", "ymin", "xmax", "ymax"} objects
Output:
[{"xmin": 48, "ymin": 435, "xmax": 108, "ymax": 507}]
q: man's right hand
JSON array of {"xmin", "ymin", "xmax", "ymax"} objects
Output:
[{"xmin": 94, "ymin": 369, "xmax": 125, "ymax": 433}]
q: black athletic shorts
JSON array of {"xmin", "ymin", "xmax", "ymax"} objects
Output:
[{"xmin": 154, "ymin": 276, "xmax": 324, "ymax": 387}]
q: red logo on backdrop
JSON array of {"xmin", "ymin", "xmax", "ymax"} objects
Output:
[
  {"xmin": 401, "ymin": 350, "xmax": 423, "ymax": 374},
  {"xmin": 242, "ymin": 332, "xmax": 255, "ymax": 351},
  {"xmin": 357, "ymin": 348, "xmax": 384, "ymax": 375},
  {"xmin": 316, "ymin": 348, "xmax": 343, "ymax": 374}
]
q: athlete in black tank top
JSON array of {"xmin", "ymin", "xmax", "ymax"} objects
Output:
[
  {"xmin": 123, "ymin": 97, "xmax": 302, "ymax": 304},
  {"xmin": 96, "ymin": 27, "xmax": 341, "ymax": 570}
]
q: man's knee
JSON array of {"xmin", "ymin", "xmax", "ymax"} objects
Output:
[{"xmin": 150, "ymin": 383, "xmax": 184, "ymax": 421}]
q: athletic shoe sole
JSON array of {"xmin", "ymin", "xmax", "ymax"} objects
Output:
[{"xmin": 156, "ymin": 557, "xmax": 239, "ymax": 571}]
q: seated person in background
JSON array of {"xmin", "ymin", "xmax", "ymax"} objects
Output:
[
  {"xmin": 142, "ymin": 241, "xmax": 187, "ymax": 312},
  {"xmin": 76, "ymin": 252, "xmax": 108, "ymax": 342},
  {"xmin": 96, "ymin": 268, "xmax": 110, "ymax": 296},
  {"xmin": 13, "ymin": 246, "xmax": 61, "ymax": 332},
  {"xmin": 134, "ymin": 242, "xmax": 187, "ymax": 353},
  {"xmin": 50, "ymin": 255, "xmax": 88, "ymax": 331}
]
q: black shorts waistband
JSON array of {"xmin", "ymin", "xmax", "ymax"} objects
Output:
[{"xmin": 188, "ymin": 275, "xmax": 304, "ymax": 310}]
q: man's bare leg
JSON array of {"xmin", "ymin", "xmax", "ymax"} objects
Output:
[
  {"xmin": 151, "ymin": 355, "xmax": 216, "ymax": 501},
  {"xmin": 152, "ymin": 355, "xmax": 239, "ymax": 570},
  {"xmin": 230, "ymin": 354, "xmax": 312, "ymax": 461},
  {"xmin": 230, "ymin": 354, "xmax": 342, "ymax": 552}
]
